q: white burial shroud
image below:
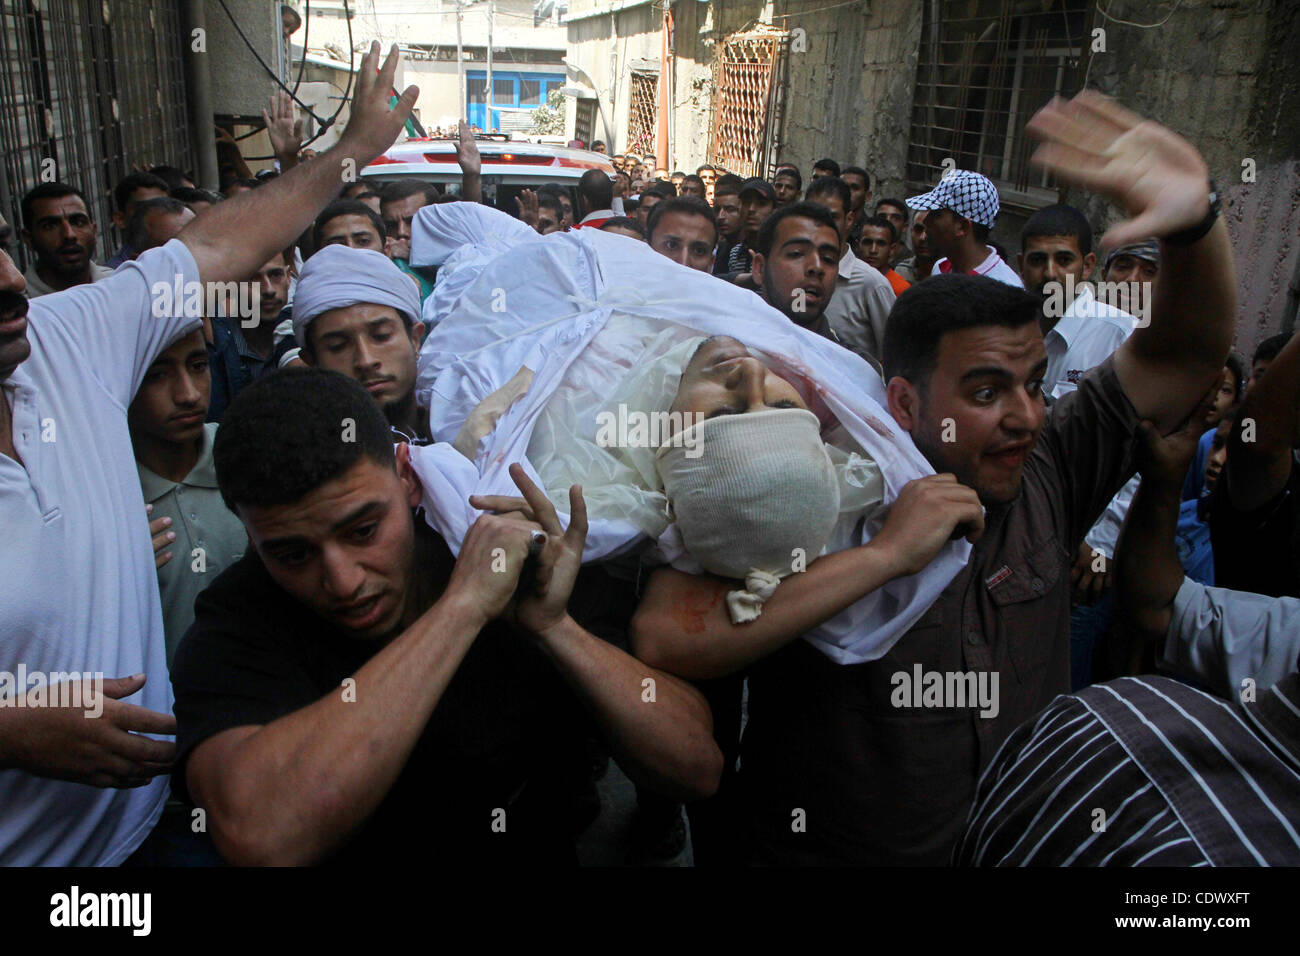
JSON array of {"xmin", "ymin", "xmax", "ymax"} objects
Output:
[{"xmin": 406, "ymin": 203, "xmax": 971, "ymax": 665}]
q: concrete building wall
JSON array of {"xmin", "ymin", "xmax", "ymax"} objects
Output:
[
  {"xmin": 563, "ymin": 2, "xmax": 666, "ymax": 159},
  {"xmin": 560, "ymin": 0, "xmax": 1296, "ymax": 349},
  {"xmin": 1070, "ymin": 0, "xmax": 1300, "ymax": 353},
  {"xmin": 756, "ymin": 0, "xmax": 920, "ymax": 200}
]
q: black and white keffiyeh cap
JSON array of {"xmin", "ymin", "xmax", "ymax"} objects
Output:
[{"xmin": 906, "ymin": 169, "xmax": 1000, "ymax": 228}]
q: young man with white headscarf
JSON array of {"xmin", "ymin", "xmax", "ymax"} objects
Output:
[{"xmin": 292, "ymin": 244, "xmax": 430, "ymax": 444}]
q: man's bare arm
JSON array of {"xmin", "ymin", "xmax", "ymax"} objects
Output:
[
  {"xmin": 533, "ymin": 617, "xmax": 721, "ymax": 800},
  {"xmin": 1113, "ymin": 387, "xmax": 1218, "ymax": 670},
  {"xmin": 631, "ymin": 474, "xmax": 985, "ymax": 680},
  {"xmin": 1027, "ymin": 93, "xmax": 1235, "ymax": 434},
  {"xmin": 180, "ymin": 43, "xmax": 417, "ymax": 286},
  {"xmin": 1224, "ymin": 330, "xmax": 1300, "ymax": 511},
  {"xmin": 486, "ymin": 466, "xmax": 721, "ymax": 799},
  {"xmin": 186, "ymin": 514, "xmax": 536, "ymax": 866}
]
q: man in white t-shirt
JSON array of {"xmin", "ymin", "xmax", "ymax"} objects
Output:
[
  {"xmin": 1017, "ymin": 203, "xmax": 1138, "ymax": 399},
  {"xmin": 0, "ymin": 42, "xmax": 417, "ymax": 865},
  {"xmin": 906, "ymin": 170, "xmax": 1023, "ymax": 289}
]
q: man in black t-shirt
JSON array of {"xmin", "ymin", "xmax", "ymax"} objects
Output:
[{"xmin": 171, "ymin": 370, "xmax": 721, "ymax": 865}]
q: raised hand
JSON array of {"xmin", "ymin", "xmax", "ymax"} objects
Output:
[
  {"xmin": 455, "ymin": 118, "xmax": 481, "ymax": 177},
  {"xmin": 336, "ymin": 42, "xmax": 419, "ymax": 166},
  {"xmin": 262, "ymin": 90, "xmax": 304, "ymax": 166},
  {"xmin": 514, "ymin": 188, "xmax": 539, "ymax": 228},
  {"xmin": 1026, "ymin": 91, "xmax": 1211, "ymax": 249}
]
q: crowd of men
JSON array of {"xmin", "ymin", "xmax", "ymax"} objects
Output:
[{"xmin": 1, "ymin": 43, "xmax": 1297, "ymax": 869}]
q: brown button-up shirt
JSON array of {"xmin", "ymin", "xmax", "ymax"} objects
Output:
[{"xmin": 741, "ymin": 356, "xmax": 1140, "ymax": 865}]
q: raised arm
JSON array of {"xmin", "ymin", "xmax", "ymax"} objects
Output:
[
  {"xmin": 1027, "ymin": 93, "xmax": 1235, "ymax": 435},
  {"xmin": 180, "ymin": 43, "xmax": 417, "ymax": 286},
  {"xmin": 1223, "ymin": 329, "xmax": 1300, "ymax": 511},
  {"xmin": 262, "ymin": 90, "xmax": 304, "ymax": 174},
  {"xmin": 1112, "ymin": 385, "xmax": 1218, "ymax": 666},
  {"xmin": 631, "ymin": 473, "xmax": 985, "ymax": 680},
  {"xmin": 455, "ymin": 119, "xmax": 482, "ymax": 205}
]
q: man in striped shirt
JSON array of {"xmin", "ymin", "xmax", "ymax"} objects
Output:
[{"xmin": 958, "ymin": 389, "xmax": 1300, "ymax": 866}]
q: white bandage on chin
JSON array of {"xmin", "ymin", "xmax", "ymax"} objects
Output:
[{"xmin": 656, "ymin": 408, "xmax": 841, "ymax": 623}]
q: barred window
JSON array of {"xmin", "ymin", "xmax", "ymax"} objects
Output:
[
  {"xmin": 573, "ymin": 97, "xmax": 597, "ymax": 148},
  {"xmin": 626, "ymin": 70, "xmax": 658, "ymax": 158},
  {"xmin": 0, "ymin": 0, "xmax": 191, "ymax": 266},
  {"xmin": 907, "ymin": 0, "xmax": 1092, "ymax": 210},
  {"xmin": 708, "ymin": 29, "xmax": 787, "ymax": 179}
]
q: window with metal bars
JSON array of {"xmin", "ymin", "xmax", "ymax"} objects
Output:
[
  {"xmin": 907, "ymin": 0, "xmax": 1092, "ymax": 210},
  {"xmin": 708, "ymin": 29, "xmax": 787, "ymax": 179},
  {"xmin": 0, "ymin": 0, "xmax": 191, "ymax": 267},
  {"xmin": 626, "ymin": 70, "xmax": 658, "ymax": 158},
  {"xmin": 573, "ymin": 98, "xmax": 596, "ymax": 148}
]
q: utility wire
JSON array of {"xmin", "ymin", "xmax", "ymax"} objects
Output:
[{"xmin": 224, "ymin": 0, "xmax": 357, "ymax": 160}]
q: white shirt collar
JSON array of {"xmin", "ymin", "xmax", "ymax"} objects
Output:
[{"xmin": 1049, "ymin": 283, "xmax": 1095, "ymax": 346}]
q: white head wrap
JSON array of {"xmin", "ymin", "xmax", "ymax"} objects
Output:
[
  {"xmin": 291, "ymin": 245, "xmax": 422, "ymax": 347},
  {"xmin": 655, "ymin": 408, "xmax": 841, "ymax": 623}
]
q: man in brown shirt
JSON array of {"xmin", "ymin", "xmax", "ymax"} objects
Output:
[{"xmin": 630, "ymin": 93, "xmax": 1238, "ymax": 864}]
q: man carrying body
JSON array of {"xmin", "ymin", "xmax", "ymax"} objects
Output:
[
  {"xmin": 630, "ymin": 92, "xmax": 1237, "ymax": 864},
  {"xmin": 20, "ymin": 183, "xmax": 114, "ymax": 297},
  {"xmin": 907, "ymin": 170, "xmax": 1023, "ymax": 288},
  {"xmin": 171, "ymin": 370, "xmax": 721, "ymax": 865},
  {"xmin": 960, "ymin": 389, "xmax": 1300, "ymax": 866},
  {"xmin": 0, "ymin": 40, "xmax": 421, "ymax": 866}
]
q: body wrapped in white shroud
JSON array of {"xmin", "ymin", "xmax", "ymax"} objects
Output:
[{"xmin": 406, "ymin": 203, "xmax": 971, "ymax": 664}]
